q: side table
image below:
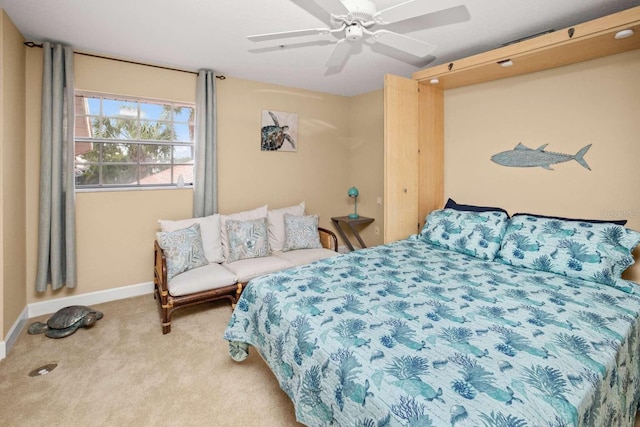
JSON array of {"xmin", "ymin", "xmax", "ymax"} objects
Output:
[{"xmin": 331, "ymin": 216, "xmax": 374, "ymax": 251}]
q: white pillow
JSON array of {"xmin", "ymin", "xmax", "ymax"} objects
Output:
[
  {"xmin": 220, "ymin": 205, "xmax": 268, "ymax": 259},
  {"xmin": 158, "ymin": 214, "xmax": 224, "ymax": 264},
  {"xmin": 267, "ymin": 201, "xmax": 305, "ymax": 253}
]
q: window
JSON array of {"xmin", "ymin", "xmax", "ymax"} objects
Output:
[{"xmin": 74, "ymin": 92, "xmax": 195, "ymax": 189}]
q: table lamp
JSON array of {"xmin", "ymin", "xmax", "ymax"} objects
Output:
[{"xmin": 348, "ymin": 186, "xmax": 359, "ymax": 219}]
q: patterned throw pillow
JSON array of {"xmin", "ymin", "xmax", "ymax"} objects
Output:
[
  {"xmin": 283, "ymin": 214, "xmax": 322, "ymax": 251},
  {"xmin": 267, "ymin": 202, "xmax": 305, "ymax": 253},
  {"xmin": 220, "ymin": 205, "xmax": 268, "ymax": 259},
  {"xmin": 225, "ymin": 218, "xmax": 269, "ymax": 263},
  {"xmin": 158, "ymin": 214, "xmax": 224, "ymax": 263},
  {"xmin": 156, "ymin": 224, "xmax": 209, "ymax": 280},
  {"xmin": 496, "ymin": 214, "xmax": 640, "ymax": 291},
  {"xmin": 419, "ymin": 209, "xmax": 509, "ymax": 260}
]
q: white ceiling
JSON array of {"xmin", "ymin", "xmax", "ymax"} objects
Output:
[{"xmin": 1, "ymin": 0, "xmax": 639, "ymax": 96}]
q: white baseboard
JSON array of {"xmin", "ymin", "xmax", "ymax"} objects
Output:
[
  {"xmin": 28, "ymin": 281, "xmax": 154, "ymax": 318},
  {"xmin": 1, "ymin": 304, "xmax": 29, "ymax": 361},
  {"xmin": 1, "ymin": 281, "xmax": 154, "ymax": 360}
]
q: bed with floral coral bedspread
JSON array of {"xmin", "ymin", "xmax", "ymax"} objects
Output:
[{"xmin": 223, "ymin": 211, "xmax": 640, "ymax": 427}]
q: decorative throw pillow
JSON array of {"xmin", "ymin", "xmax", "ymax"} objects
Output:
[
  {"xmin": 156, "ymin": 224, "xmax": 209, "ymax": 280},
  {"xmin": 496, "ymin": 214, "xmax": 640, "ymax": 290},
  {"xmin": 283, "ymin": 214, "xmax": 322, "ymax": 252},
  {"xmin": 158, "ymin": 214, "xmax": 224, "ymax": 263},
  {"xmin": 419, "ymin": 208, "xmax": 509, "ymax": 260},
  {"xmin": 225, "ymin": 218, "xmax": 270, "ymax": 263},
  {"xmin": 220, "ymin": 205, "xmax": 268, "ymax": 260},
  {"xmin": 267, "ymin": 201, "xmax": 305, "ymax": 253}
]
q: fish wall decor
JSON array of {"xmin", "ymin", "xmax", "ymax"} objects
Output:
[{"xmin": 491, "ymin": 143, "xmax": 592, "ymax": 170}]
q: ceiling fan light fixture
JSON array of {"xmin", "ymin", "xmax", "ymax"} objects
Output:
[
  {"xmin": 345, "ymin": 24, "xmax": 363, "ymax": 41},
  {"xmin": 614, "ymin": 29, "xmax": 634, "ymax": 39}
]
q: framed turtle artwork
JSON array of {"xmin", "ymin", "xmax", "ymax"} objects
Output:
[{"xmin": 260, "ymin": 110, "xmax": 298, "ymax": 152}]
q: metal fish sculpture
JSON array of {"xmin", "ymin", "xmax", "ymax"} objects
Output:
[{"xmin": 491, "ymin": 143, "xmax": 592, "ymax": 170}]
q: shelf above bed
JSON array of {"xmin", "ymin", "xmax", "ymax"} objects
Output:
[{"xmin": 413, "ymin": 6, "xmax": 640, "ymax": 90}]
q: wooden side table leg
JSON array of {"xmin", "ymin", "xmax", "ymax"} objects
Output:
[
  {"xmin": 332, "ymin": 219, "xmax": 355, "ymax": 251},
  {"xmin": 348, "ymin": 223, "xmax": 368, "ymax": 248}
]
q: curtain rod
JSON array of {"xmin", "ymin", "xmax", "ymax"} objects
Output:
[{"xmin": 23, "ymin": 41, "xmax": 226, "ymax": 80}]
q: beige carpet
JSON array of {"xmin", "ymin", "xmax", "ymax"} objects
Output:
[
  {"xmin": 0, "ymin": 296, "xmax": 302, "ymax": 427},
  {"xmin": 3, "ymin": 296, "xmax": 640, "ymax": 427}
]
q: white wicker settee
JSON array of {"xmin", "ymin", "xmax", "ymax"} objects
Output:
[{"xmin": 153, "ymin": 203, "xmax": 338, "ymax": 334}]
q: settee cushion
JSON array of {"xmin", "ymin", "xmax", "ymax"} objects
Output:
[
  {"xmin": 156, "ymin": 224, "xmax": 209, "ymax": 280},
  {"xmin": 226, "ymin": 218, "xmax": 270, "ymax": 262},
  {"xmin": 283, "ymin": 213, "xmax": 323, "ymax": 251},
  {"xmin": 223, "ymin": 256, "xmax": 294, "ymax": 283},
  {"xmin": 268, "ymin": 202, "xmax": 305, "ymax": 253},
  {"xmin": 220, "ymin": 205, "xmax": 268, "ymax": 260},
  {"xmin": 158, "ymin": 214, "xmax": 224, "ymax": 264},
  {"xmin": 274, "ymin": 248, "xmax": 339, "ymax": 266},
  {"xmin": 168, "ymin": 263, "xmax": 237, "ymax": 296}
]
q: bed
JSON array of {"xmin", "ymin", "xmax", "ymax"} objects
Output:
[{"xmin": 223, "ymin": 207, "xmax": 640, "ymax": 426}]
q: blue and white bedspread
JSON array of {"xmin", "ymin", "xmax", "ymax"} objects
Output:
[{"xmin": 223, "ymin": 239, "xmax": 640, "ymax": 427}]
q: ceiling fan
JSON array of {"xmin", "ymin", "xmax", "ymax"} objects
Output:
[{"xmin": 247, "ymin": 0, "xmax": 465, "ymax": 69}]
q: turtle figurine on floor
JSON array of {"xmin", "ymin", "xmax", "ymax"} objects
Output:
[{"xmin": 28, "ymin": 305, "xmax": 103, "ymax": 339}]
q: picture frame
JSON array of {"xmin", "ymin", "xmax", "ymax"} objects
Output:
[{"xmin": 260, "ymin": 110, "xmax": 298, "ymax": 152}]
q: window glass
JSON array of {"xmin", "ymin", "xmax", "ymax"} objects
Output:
[{"xmin": 74, "ymin": 93, "xmax": 195, "ymax": 189}]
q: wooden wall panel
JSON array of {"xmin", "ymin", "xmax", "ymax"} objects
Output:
[
  {"xmin": 383, "ymin": 74, "xmax": 418, "ymax": 242},
  {"xmin": 417, "ymin": 83, "xmax": 444, "ymax": 229}
]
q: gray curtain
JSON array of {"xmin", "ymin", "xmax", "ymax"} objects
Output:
[
  {"xmin": 35, "ymin": 42, "xmax": 77, "ymax": 292},
  {"xmin": 193, "ymin": 70, "xmax": 217, "ymax": 217}
]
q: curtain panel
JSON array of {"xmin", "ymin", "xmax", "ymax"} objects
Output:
[
  {"xmin": 193, "ymin": 70, "xmax": 218, "ymax": 217},
  {"xmin": 35, "ymin": 42, "xmax": 77, "ymax": 291}
]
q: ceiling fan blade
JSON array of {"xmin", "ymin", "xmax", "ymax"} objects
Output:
[
  {"xmin": 248, "ymin": 27, "xmax": 331, "ymax": 42},
  {"xmin": 325, "ymin": 39, "xmax": 353, "ymax": 68},
  {"xmin": 249, "ymin": 40, "xmax": 336, "ymax": 54},
  {"xmin": 307, "ymin": 0, "xmax": 350, "ymax": 15},
  {"xmin": 370, "ymin": 30, "xmax": 436, "ymax": 57},
  {"xmin": 374, "ymin": 0, "xmax": 463, "ymax": 25}
]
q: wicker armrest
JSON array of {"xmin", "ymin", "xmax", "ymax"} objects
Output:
[
  {"xmin": 318, "ymin": 227, "xmax": 338, "ymax": 252},
  {"xmin": 154, "ymin": 240, "xmax": 168, "ymax": 297}
]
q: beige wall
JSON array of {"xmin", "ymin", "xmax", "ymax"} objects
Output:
[
  {"xmin": 215, "ymin": 77, "xmax": 351, "ymax": 225},
  {"xmin": 25, "ymin": 52, "xmax": 358, "ymax": 303},
  {"xmin": 348, "ymin": 89, "xmax": 384, "ymax": 247},
  {"xmin": 1, "ymin": 10, "xmax": 26, "ymax": 337},
  {"xmin": 25, "ymin": 51, "xmax": 198, "ymax": 302},
  {"xmin": 444, "ymin": 49, "xmax": 640, "ymax": 282}
]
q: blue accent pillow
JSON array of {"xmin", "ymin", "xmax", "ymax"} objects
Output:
[
  {"xmin": 444, "ymin": 198, "xmax": 509, "ymax": 216},
  {"xmin": 283, "ymin": 214, "xmax": 322, "ymax": 251},
  {"xmin": 496, "ymin": 214, "xmax": 640, "ymax": 292},
  {"xmin": 419, "ymin": 209, "xmax": 509, "ymax": 260},
  {"xmin": 156, "ymin": 223, "xmax": 209, "ymax": 280},
  {"xmin": 225, "ymin": 218, "xmax": 269, "ymax": 263}
]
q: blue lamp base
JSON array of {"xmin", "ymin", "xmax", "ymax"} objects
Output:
[
  {"xmin": 348, "ymin": 186, "xmax": 360, "ymax": 219},
  {"xmin": 349, "ymin": 195, "xmax": 359, "ymax": 219}
]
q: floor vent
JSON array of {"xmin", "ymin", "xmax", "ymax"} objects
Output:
[{"xmin": 29, "ymin": 363, "xmax": 57, "ymax": 377}]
